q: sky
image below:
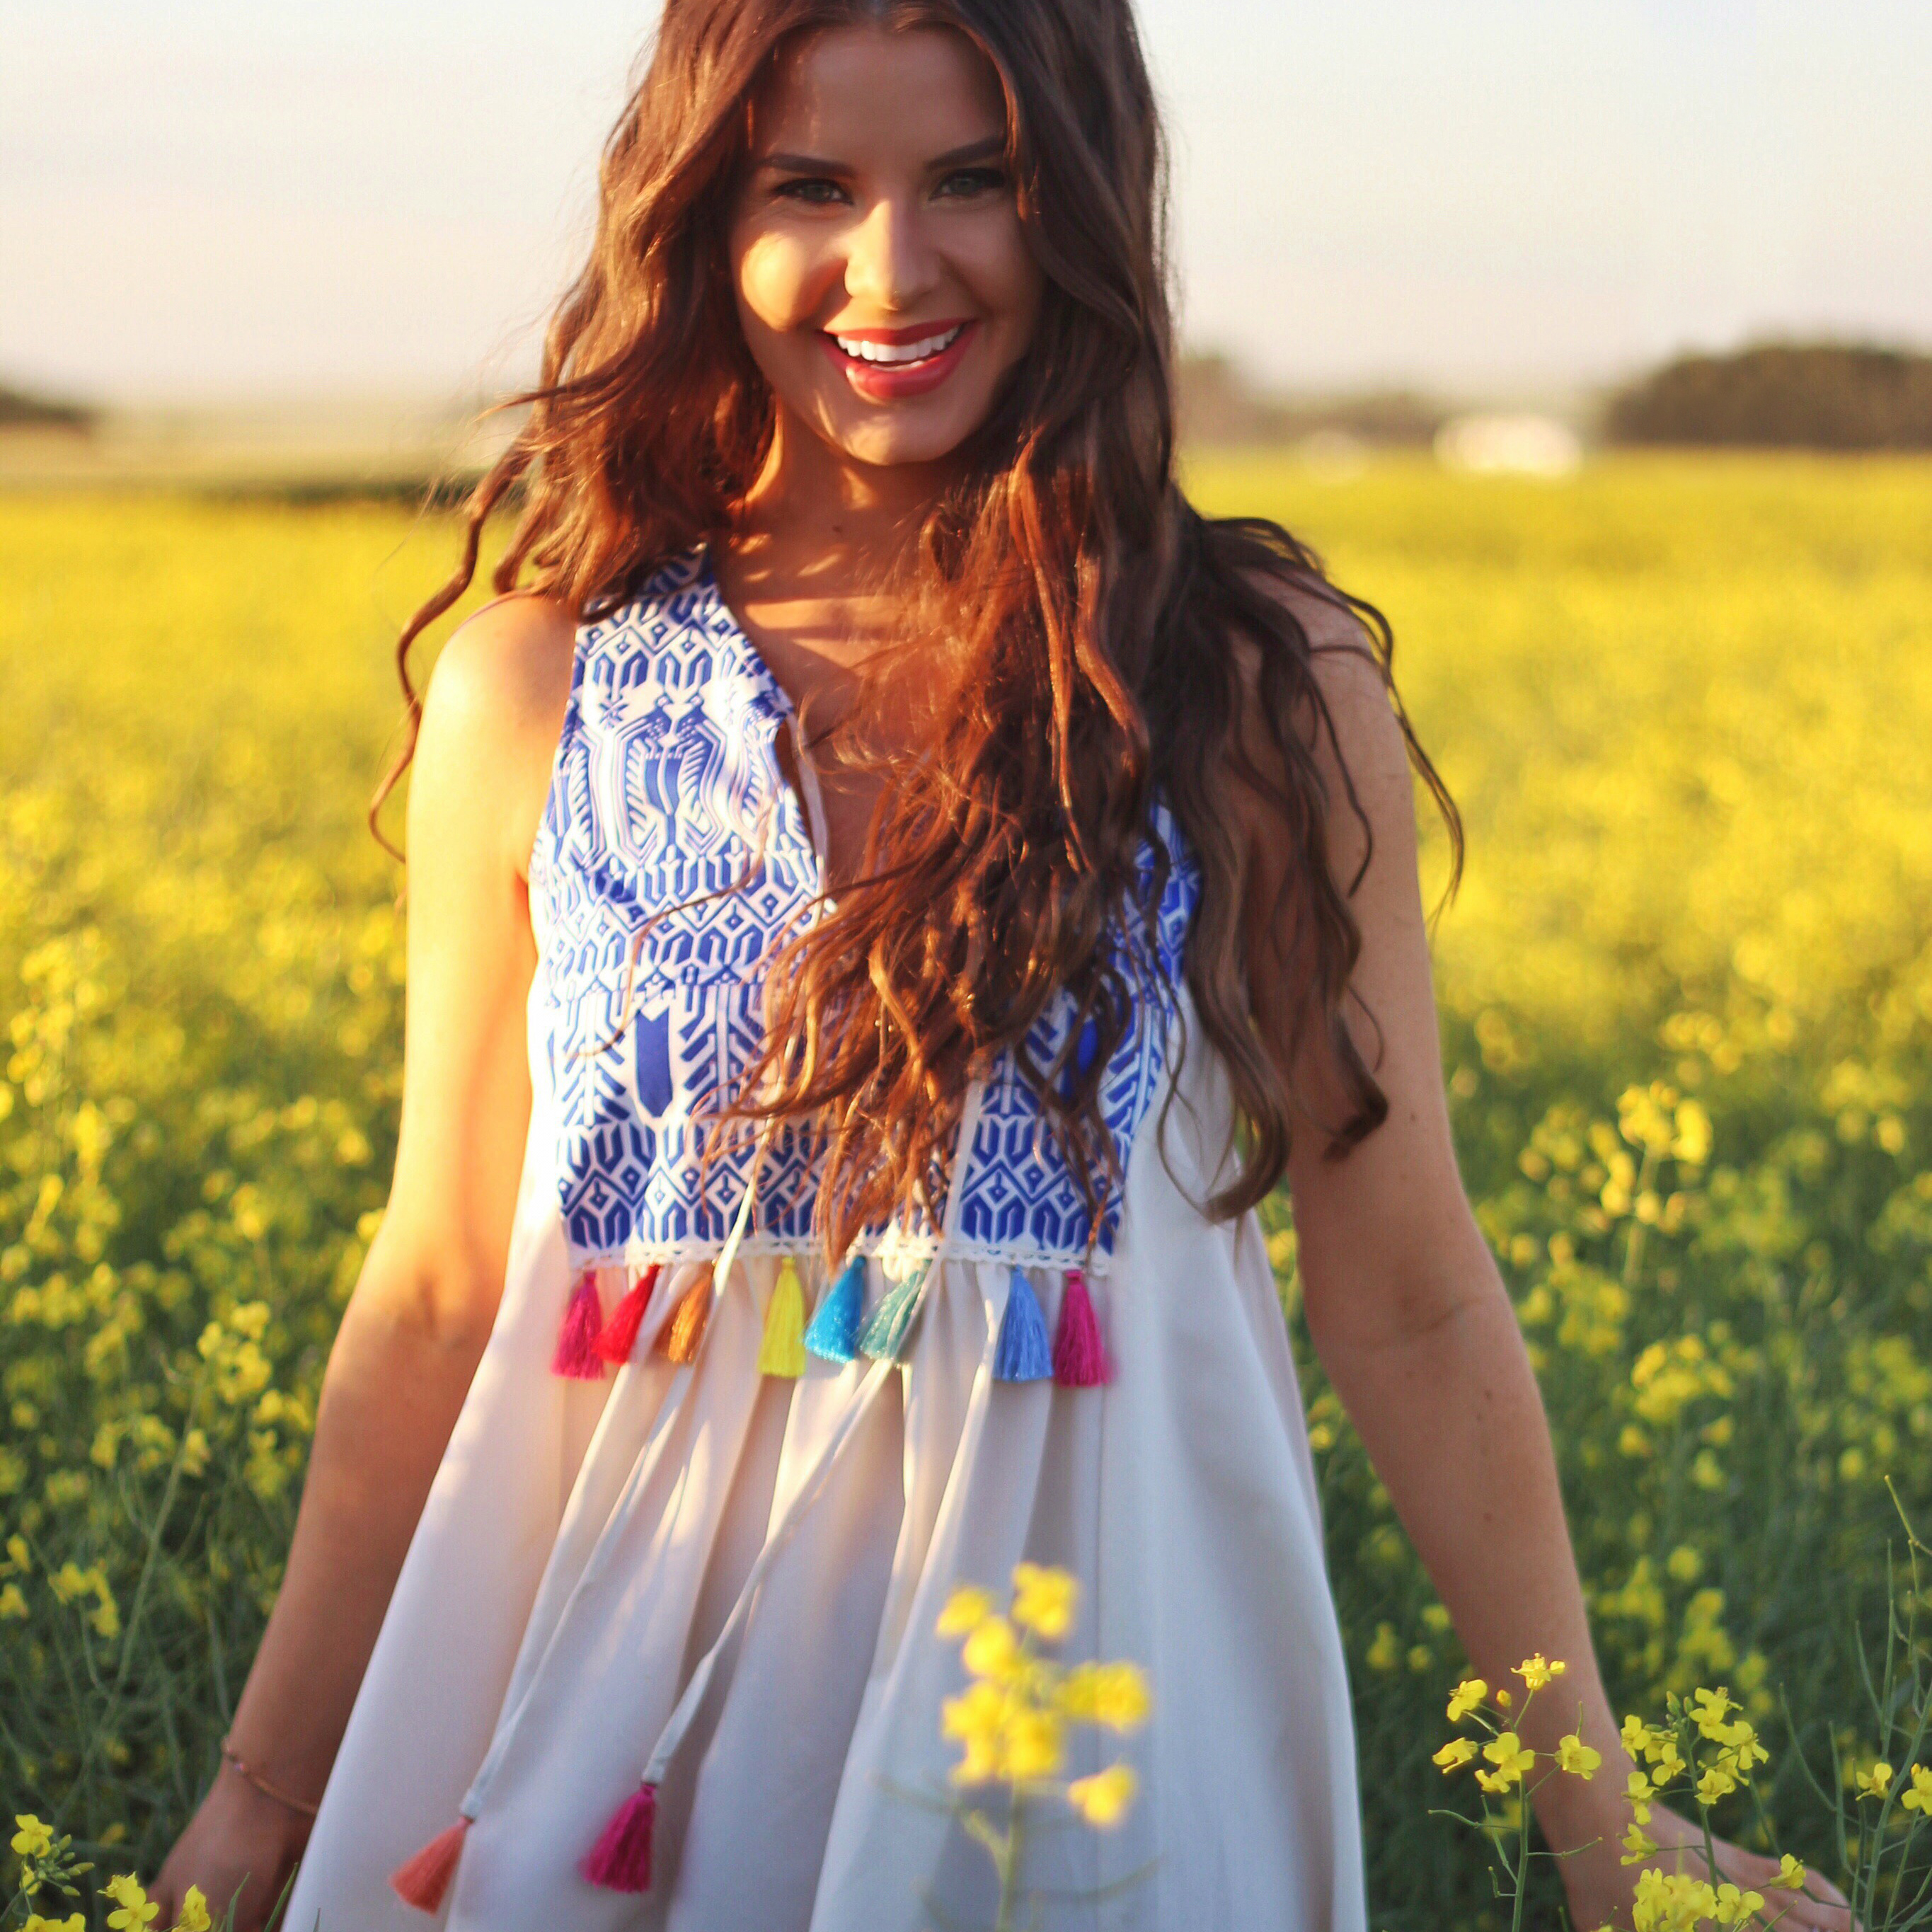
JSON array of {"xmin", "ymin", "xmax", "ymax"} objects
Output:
[{"xmin": 4, "ymin": 0, "xmax": 1929, "ymax": 404}]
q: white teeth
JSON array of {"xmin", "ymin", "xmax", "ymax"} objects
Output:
[{"xmin": 833, "ymin": 325, "xmax": 965, "ymax": 365}]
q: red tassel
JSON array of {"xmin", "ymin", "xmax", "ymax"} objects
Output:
[
  {"xmin": 595, "ymin": 1265, "xmax": 660, "ymax": 1366},
  {"xmin": 551, "ymin": 1270, "xmax": 607, "ymax": 1379},
  {"xmin": 391, "ymin": 1817, "xmax": 468, "ymax": 1911},
  {"xmin": 581, "ymin": 1781, "xmax": 657, "ymax": 1893},
  {"xmin": 1052, "ymin": 1269, "xmax": 1112, "ymax": 1387}
]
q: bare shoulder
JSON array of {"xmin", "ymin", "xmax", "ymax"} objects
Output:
[
  {"xmin": 1226, "ymin": 570, "xmax": 1412, "ymax": 846},
  {"xmin": 412, "ymin": 592, "xmax": 578, "ymax": 880}
]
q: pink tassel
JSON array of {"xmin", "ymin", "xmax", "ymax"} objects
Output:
[
  {"xmin": 551, "ymin": 1270, "xmax": 607, "ymax": 1379},
  {"xmin": 391, "ymin": 1817, "xmax": 468, "ymax": 1911},
  {"xmin": 595, "ymin": 1265, "xmax": 660, "ymax": 1366},
  {"xmin": 1052, "ymin": 1269, "xmax": 1112, "ymax": 1387},
  {"xmin": 581, "ymin": 1781, "xmax": 657, "ymax": 1893}
]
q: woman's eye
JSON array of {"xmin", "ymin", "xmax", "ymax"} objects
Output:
[
  {"xmin": 934, "ymin": 166, "xmax": 1007, "ymax": 200},
  {"xmin": 774, "ymin": 176, "xmax": 849, "ymax": 207}
]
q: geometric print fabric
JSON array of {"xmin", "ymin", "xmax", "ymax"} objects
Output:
[{"xmin": 527, "ymin": 549, "xmax": 1202, "ymax": 1276}]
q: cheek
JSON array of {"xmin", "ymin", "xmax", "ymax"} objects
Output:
[
  {"xmin": 965, "ymin": 219, "xmax": 1045, "ymax": 350},
  {"xmin": 733, "ymin": 229, "xmax": 834, "ymax": 338}
]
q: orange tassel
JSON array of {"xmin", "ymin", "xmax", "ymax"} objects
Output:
[
  {"xmin": 391, "ymin": 1817, "xmax": 468, "ymax": 1911},
  {"xmin": 657, "ymin": 1269, "xmax": 713, "ymax": 1364}
]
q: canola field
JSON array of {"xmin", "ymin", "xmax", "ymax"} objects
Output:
[{"xmin": 4, "ymin": 459, "xmax": 1931, "ymax": 1926}]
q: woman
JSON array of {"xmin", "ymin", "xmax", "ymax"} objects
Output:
[{"xmin": 156, "ymin": 2, "xmax": 1850, "ymax": 1927}]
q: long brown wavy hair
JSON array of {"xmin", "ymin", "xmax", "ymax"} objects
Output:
[{"xmin": 379, "ymin": 0, "xmax": 1461, "ymax": 1261}]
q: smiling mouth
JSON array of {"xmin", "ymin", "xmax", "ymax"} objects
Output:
[{"xmin": 829, "ymin": 323, "xmax": 968, "ymax": 367}]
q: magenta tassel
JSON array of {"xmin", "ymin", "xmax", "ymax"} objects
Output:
[
  {"xmin": 595, "ymin": 1265, "xmax": 660, "ymax": 1366},
  {"xmin": 582, "ymin": 1781, "xmax": 657, "ymax": 1893},
  {"xmin": 1052, "ymin": 1269, "xmax": 1112, "ymax": 1387},
  {"xmin": 551, "ymin": 1270, "xmax": 606, "ymax": 1379}
]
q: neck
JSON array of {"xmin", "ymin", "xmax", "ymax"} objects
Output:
[{"xmin": 733, "ymin": 405, "xmax": 956, "ymax": 582}]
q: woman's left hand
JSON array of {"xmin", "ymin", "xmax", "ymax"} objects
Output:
[{"xmin": 1556, "ymin": 1799, "xmax": 1853, "ymax": 1931}]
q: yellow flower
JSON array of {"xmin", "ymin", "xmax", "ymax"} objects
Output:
[
  {"xmin": 1902, "ymin": 1764, "xmax": 1932, "ymax": 1815},
  {"xmin": 1621, "ymin": 1820, "xmax": 1658, "ymax": 1865},
  {"xmin": 1857, "ymin": 1760, "xmax": 1894, "ymax": 1799},
  {"xmin": 174, "ymin": 1887, "xmax": 212, "ymax": 1932},
  {"xmin": 24, "ymin": 1916, "xmax": 86, "ymax": 1932},
  {"xmin": 936, "ymin": 1585, "xmax": 994, "ymax": 1639},
  {"xmin": 1556, "ymin": 1733, "xmax": 1602, "ymax": 1779},
  {"xmin": 1056, "ymin": 1662, "xmax": 1151, "ymax": 1732},
  {"xmin": 1493, "ymin": 1686, "xmax": 1512, "ymax": 1708},
  {"xmin": 1710, "ymin": 1883, "xmax": 1764, "ymax": 1926},
  {"xmin": 1516, "ymin": 1654, "xmax": 1566, "ymax": 1691},
  {"xmin": 1066, "ymin": 1763, "xmax": 1138, "ymax": 1827},
  {"xmin": 1478, "ymin": 1732, "xmax": 1534, "ymax": 1790},
  {"xmin": 1010, "ymin": 1563, "xmax": 1079, "ymax": 1641},
  {"xmin": 11, "ymin": 1813, "xmax": 53, "ymax": 1859},
  {"xmin": 1003, "ymin": 1706, "xmax": 1065, "ymax": 1782},
  {"xmin": 942, "ymin": 1680, "xmax": 1007, "ymax": 1785},
  {"xmin": 1446, "ymin": 1678, "xmax": 1488, "ymax": 1723},
  {"xmin": 1433, "ymin": 1737, "xmax": 1478, "ymax": 1773},
  {"xmin": 962, "ymin": 1615, "xmax": 1021, "ymax": 1683},
  {"xmin": 1695, "ymin": 1764, "xmax": 1737, "ymax": 1805},
  {"xmin": 1621, "ymin": 1714, "xmax": 1656, "ymax": 1759},
  {"xmin": 103, "ymin": 1875, "xmax": 158, "ymax": 1929},
  {"xmin": 0, "ymin": 1582, "xmax": 25, "ymax": 1618},
  {"xmin": 1770, "ymin": 1853, "xmax": 1809, "ymax": 1890},
  {"xmin": 1690, "ymin": 1686, "xmax": 1735, "ymax": 1736}
]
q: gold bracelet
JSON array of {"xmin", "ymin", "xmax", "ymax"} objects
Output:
[{"xmin": 219, "ymin": 1736, "xmax": 320, "ymax": 1820}]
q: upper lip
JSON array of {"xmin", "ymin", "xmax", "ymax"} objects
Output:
[{"xmin": 825, "ymin": 319, "xmax": 973, "ymax": 345}]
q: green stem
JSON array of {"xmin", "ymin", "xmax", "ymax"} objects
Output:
[
  {"xmin": 1511, "ymin": 1783, "xmax": 1531, "ymax": 1932},
  {"xmin": 52, "ymin": 1359, "xmax": 208, "ymax": 1832},
  {"xmin": 993, "ymin": 1790, "xmax": 1025, "ymax": 1932}
]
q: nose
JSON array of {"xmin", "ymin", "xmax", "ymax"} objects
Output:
[{"xmin": 841, "ymin": 191, "xmax": 940, "ymax": 314}]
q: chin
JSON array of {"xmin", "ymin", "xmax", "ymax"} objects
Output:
[{"xmin": 833, "ymin": 410, "xmax": 983, "ymax": 469}]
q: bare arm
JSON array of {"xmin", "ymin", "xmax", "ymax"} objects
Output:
[
  {"xmin": 1236, "ymin": 598, "xmax": 1846, "ymax": 1930},
  {"xmin": 154, "ymin": 595, "xmax": 575, "ymax": 1928}
]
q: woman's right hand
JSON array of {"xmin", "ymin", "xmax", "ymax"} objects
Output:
[{"xmin": 150, "ymin": 1764, "xmax": 310, "ymax": 1932}]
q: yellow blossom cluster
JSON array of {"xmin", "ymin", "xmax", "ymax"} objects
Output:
[{"xmin": 937, "ymin": 1563, "xmax": 1149, "ymax": 1829}]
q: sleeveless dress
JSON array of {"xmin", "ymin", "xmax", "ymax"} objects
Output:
[{"xmin": 285, "ymin": 550, "xmax": 1366, "ymax": 1932}]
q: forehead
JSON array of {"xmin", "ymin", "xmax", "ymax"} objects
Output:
[{"xmin": 751, "ymin": 23, "xmax": 1008, "ymax": 154}]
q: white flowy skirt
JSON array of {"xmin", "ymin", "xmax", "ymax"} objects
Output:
[{"xmin": 285, "ymin": 1043, "xmax": 1366, "ymax": 1931}]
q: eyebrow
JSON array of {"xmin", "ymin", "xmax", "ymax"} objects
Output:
[{"xmin": 757, "ymin": 134, "xmax": 1006, "ymax": 176}]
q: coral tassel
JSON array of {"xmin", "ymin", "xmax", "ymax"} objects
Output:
[
  {"xmin": 757, "ymin": 1258, "xmax": 807, "ymax": 1378},
  {"xmin": 582, "ymin": 1781, "xmax": 657, "ymax": 1893},
  {"xmin": 994, "ymin": 1270, "xmax": 1053, "ymax": 1382},
  {"xmin": 657, "ymin": 1269, "xmax": 712, "ymax": 1365},
  {"xmin": 858, "ymin": 1263, "xmax": 927, "ymax": 1362},
  {"xmin": 551, "ymin": 1270, "xmax": 606, "ymax": 1380},
  {"xmin": 804, "ymin": 1255, "xmax": 866, "ymax": 1364},
  {"xmin": 595, "ymin": 1264, "xmax": 660, "ymax": 1366},
  {"xmin": 391, "ymin": 1817, "xmax": 468, "ymax": 1911},
  {"xmin": 1052, "ymin": 1268, "xmax": 1112, "ymax": 1387}
]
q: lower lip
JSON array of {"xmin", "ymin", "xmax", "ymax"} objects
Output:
[{"xmin": 822, "ymin": 323, "xmax": 979, "ymax": 401}]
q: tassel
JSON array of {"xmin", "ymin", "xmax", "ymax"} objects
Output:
[
  {"xmin": 391, "ymin": 1817, "xmax": 468, "ymax": 1912},
  {"xmin": 1052, "ymin": 1268, "xmax": 1113, "ymax": 1387},
  {"xmin": 757, "ymin": 1258, "xmax": 807, "ymax": 1378},
  {"xmin": 595, "ymin": 1264, "xmax": 660, "ymax": 1366},
  {"xmin": 858, "ymin": 1263, "xmax": 928, "ymax": 1362},
  {"xmin": 551, "ymin": 1270, "xmax": 606, "ymax": 1380},
  {"xmin": 994, "ymin": 1270, "xmax": 1053, "ymax": 1382},
  {"xmin": 804, "ymin": 1255, "xmax": 866, "ymax": 1364},
  {"xmin": 581, "ymin": 1781, "xmax": 657, "ymax": 1893},
  {"xmin": 657, "ymin": 1269, "xmax": 712, "ymax": 1365}
]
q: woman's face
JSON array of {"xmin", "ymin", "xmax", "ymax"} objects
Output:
[{"xmin": 729, "ymin": 25, "xmax": 1045, "ymax": 471}]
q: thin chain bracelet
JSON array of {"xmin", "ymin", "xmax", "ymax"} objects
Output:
[{"xmin": 219, "ymin": 1736, "xmax": 320, "ymax": 1820}]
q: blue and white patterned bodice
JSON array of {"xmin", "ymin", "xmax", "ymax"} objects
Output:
[{"xmin": 529, "ymin": 550, "xmax": 1200, "ymax": 1277}]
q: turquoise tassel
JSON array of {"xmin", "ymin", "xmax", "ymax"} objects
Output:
[
  {"xmin": 994, "ymin": 1270, "xmax": 1053, "ymax": 1382},
  {"xmin": 804, "ymin": 1255, "xmax": 867, "ymax": 1364},
  {"xmin": 858, "ymin": 1263, "xmax": 928, "ymax": 1362}
]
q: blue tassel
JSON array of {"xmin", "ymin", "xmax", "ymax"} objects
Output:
[
  {"xmin": 804, "ymin": 1255, "xmax": 867, "ymax": 1364},
  {"xmin": 858, "ymin": 1264, "xmax": 928, "ymax": 1362},
  {"xmin": 994, "ymin": 1270, "xmax": 1054, "ymax": 1382}
]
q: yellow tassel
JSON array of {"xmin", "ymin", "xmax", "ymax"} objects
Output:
[
  {"xmin": 659, "ymin": 1269, "xmax": 713, "ymax": 1364},
  {"xmin": 757, "ymin": 1258, "xmax": 807, "ymax": 1378}
]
